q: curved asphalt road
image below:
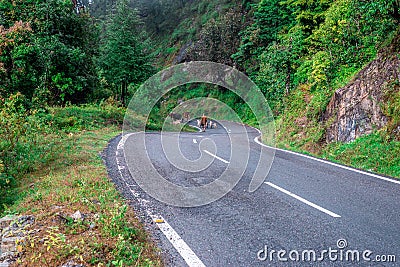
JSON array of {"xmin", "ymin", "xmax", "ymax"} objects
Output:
[{"xmin": 104, "ymin": 121, "xmax": 399, "ymax": 266}]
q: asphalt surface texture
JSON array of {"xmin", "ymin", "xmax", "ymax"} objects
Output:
[{"xmin": 103, "ymin": 120, "xmax": 400, "ymax": 267}]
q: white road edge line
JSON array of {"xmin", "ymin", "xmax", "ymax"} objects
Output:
[
  {"xmin": 117, "ymin": 133, "xmax": 206, "ymax": 267},
  {"xmin": 147, "ymin": 213, "xmax": 206, "ymax": 267},
  {"xmin": 265, "ymin": 182, "xmax": 341, "ymax": 218},
  {"xmin": 203, "ymin": 149, "xmax": 230, "ymax": 164},
  {"xmin": 254, "ymin": 136, "xmax": 400, "ymax": 185}
]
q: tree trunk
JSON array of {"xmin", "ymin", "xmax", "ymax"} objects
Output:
[
  {"xmin": 393, "ymin": 0, "xmax": 400, "ymax": 23},
  {"xmin": 121, "ymin": 80, "xmax": 128, "ymax": 106},
  {"xmin": 285, "ymin": 63, "xmax": 291, "ymax": 95},
  {"xmin": 121, "ymin": 81, "xmax": 126, "ymax": 106},
  {"xmin": 285, "ymin": 37, "xmax": 293, "ymax": 95}
]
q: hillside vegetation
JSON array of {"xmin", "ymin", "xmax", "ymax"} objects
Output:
[
  {"xmin": 0, "ymin": 0, "xmax": 399, "ymax": 264},
  {"xmin": 130, "ymin": 0, "xmax": 400, "ymax": 176}
]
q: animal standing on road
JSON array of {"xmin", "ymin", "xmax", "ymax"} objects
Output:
[{"xmin": 200, "ymin": 115, "xmax": 207, "ymax": 132}]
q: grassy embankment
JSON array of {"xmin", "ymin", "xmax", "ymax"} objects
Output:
[{"xmin": 0, "ymin": 98, "xmax": 161, "ymax": 266}]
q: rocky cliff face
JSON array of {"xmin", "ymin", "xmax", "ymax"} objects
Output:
[{"xmin": 324, "ymin": 33, "xmax": 400, "ymax": 143}]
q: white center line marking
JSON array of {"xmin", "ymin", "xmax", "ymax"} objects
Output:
[
  {"xmin": 203, "ymin": 150, "xmax": 230, "ymax": 164},
  {"xmin": 254, "ymin": 136, "xmax": 400, "ymax": 186},
  {"xmin": 193, "ymin": 138, "xmax": 197, "ymax": 144},
  {"xmin": 265, "ymin": 182, "xmax": 341, "ymax": 218}
]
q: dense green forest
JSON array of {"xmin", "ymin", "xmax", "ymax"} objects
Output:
[
  {"xmin": 2, "ymin": 0, "xmax": 399, "ymax": 107},
  {"xmin": 0, "ymin": 0, "xmax": 399, "ymax": 264},
  {"xmin": 0, "ymin": 0, "xmax": 153, "ymax": 197}
]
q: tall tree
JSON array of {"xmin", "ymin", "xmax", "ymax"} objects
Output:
[
  {"xmin": 282, "ymin": 0, "xmax": 332, "ymax": 35},
  {"xmin": 232, "ymin": 0, "xmax": 295, "ymax": 74},
  {"xmin": 0, "ymin": 0, "xmax": 98, "ymax": 105},
  {"xmin": 98, "ymin": 0, "xmax": 154, "ymax": 105}
]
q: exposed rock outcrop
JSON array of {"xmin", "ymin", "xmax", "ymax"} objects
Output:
[
  {"xmin": 0, "ymin": 215, "xmax": 35, "ymax": 266},
  {"xmin": 173, "ymin": 41, "xmax": 193, "ymax": 64},
  {"xmin": 324, "ymin": 33, "xmax": 400, "ymax": 143}
]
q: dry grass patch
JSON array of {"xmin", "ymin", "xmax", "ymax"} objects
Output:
[{"xmin": 7, "ymin": 127, "xmax": 162, "ymax": 267}]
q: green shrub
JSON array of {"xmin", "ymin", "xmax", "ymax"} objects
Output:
[
  {"xmin": 0, "ymin": 93, "xmax": 54, "ymax": 208},
  {"xmin": 322, "ymin": 132, "xmax": 400, "ymax": 178},
  {"xmin": 49, "ymin": 102, "xmax": 126, "ymax": 132},
  {"xmin": 0, "ymin": 99, "xmax": 125, "ymax": 212}
]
